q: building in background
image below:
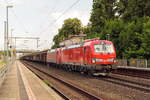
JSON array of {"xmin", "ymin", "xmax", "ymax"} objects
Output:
[{"xmin": 59, "ymin": 34, "xmax": 86, "ymax": 47}]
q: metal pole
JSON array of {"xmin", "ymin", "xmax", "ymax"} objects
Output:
[
  {"xmin": 146, "ymin": 59, "xmax": 147, "ymax": 68},
  {"xmin": 10, "ymin": 29, "xmax": 14, "ymax": 48},
  {"xmin": 107, "ymin": 34, "xmax": 110, "ymax": 40},
  {"xmin": 15, "ymin": 38, "xmax": 16, "ymax": 49},
  {"xmin": 6, "ymin": 7, "xmax": 9, "ymax": 59},
  {"xmin": 6, "ymin": 5, "xmax": 13, "ymax": 61},
  {"xmin": 37, "ymin": 39, "xmax": 39, "ymax": 49},
  {"xmin": 10, "ymin": 29, "xmax": 13, "ymax": 60},
  {"xmin": 4, "ymin": 21, "xmax": 7, "ymax": 62}
]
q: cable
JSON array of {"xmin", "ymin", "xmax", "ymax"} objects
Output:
[
  {"xmin": 38, "ymin": 6, "xmax": 56, "ymax": 29},
  {"xmin": 37, "ymin": 0, "xmax": 71, "ymax": 35},
  {"xmin": 39, "ymin": 0, "xmax": 81, "ymax": 34},
  {"xmin": 11, "ymin": 9, "xmax": 30, "ymax": 33},
  {"xmin": 52, "ymin": 0, "xmax": 80, "ymax": 24}
]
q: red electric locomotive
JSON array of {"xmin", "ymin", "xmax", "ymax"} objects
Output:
[{"xmin": 47, "ymin": 39, "xmax": 116, "ymax": 75}]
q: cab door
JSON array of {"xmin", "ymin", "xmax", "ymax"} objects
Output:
[
  {"xmin": 56, "ymin": 49, "xmax": 61, "ymax": 64},
  {"xmin": 83, "ymin": 46, "xmax": 91, "ymax": 64}
]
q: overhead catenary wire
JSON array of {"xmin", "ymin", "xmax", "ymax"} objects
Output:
[
  {"xmin": 39, "ymin": 0, "xmax": 81, "ymax": 34},
  {"xmin": 38, "ymin": 4, "xmax": 58, "ymax": 28},
  {"xmin": 11, "ymin": 9, "xmax": 30, "ymax": 33},
  {"xmin": 37, "ymin": 0, "xmax": 71, "ymax": 35}
]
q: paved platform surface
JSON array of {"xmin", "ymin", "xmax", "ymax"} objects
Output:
[
  {"xmin": 0, "ymin": 61, "xmax": 64, "ymax": 100},
  {"xmin": 117, "ymin": 66, "xmax": 150, "ymax": 71}
]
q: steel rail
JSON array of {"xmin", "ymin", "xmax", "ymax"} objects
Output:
[
  {"xmin": 113, "ymin": 67, "xmax": 150, "ymax": 79},
  {"xmin": 95, "ymin": 73, "xmax": 150, "ymax": 93},
  {"xmin": 22, "ymin": 62, "xmax": 70, "ymax": 100}
]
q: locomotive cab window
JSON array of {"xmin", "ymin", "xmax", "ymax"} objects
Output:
[{"xmin": 94, "ymin": 44, "xmax": 114, "ymax": 53}]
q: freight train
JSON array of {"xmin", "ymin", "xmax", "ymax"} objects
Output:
[{"xmin": 21, "ymin": 39, "xmax": 117, "ymax": 75}]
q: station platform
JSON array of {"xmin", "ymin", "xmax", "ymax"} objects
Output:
[
  {"xmin": 117, "ymin": 66, "xmax": 150, "ymax": 71},
  {"xmin": 0, "ymin": 61, "xmax": 64, "ymax": 100}
]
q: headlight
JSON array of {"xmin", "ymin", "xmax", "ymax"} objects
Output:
[
  {"xmin": 92, "ymin": 58, "xmax": 96, "ymax": 63},
  {"xmin": 113, "ymin": 58, "xmax": 117, "ymax": 63},
  {"xmin": 92, "ymin": 58, "xmax": 103, "ymax": 63}
]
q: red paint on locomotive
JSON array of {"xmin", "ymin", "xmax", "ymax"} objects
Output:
[{"xmin": 47, "ymin": 39, "xmax": 116, "ymax": 66}]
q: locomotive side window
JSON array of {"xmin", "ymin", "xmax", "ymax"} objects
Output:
[{"xmin": 94, "ymin": 44, "xmax": 114, "ymax": 53}]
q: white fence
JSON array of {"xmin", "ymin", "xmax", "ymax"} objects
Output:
[
  {"xmin": 0, "ymin": 60, "xmax": 13, "ymax": 87},
  {"xmin": 0, "ymin": 65, "xmax": 8, "ymax": 87}
]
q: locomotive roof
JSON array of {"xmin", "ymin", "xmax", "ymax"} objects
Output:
[
  {"xmin": 84, "ymin": 39, "xmax": 112, "ymax": 46},
  {"xmin": 63, "ymin": 39, "xmax": 112, "ymax": 50}
]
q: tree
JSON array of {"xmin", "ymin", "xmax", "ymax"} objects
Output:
[
  {"xmin": 52, "ymin": 18, "xmax": 82, "ymax": 48},
  {"xmin": 59, "ymin": 18, "xmax": 82, "ymax": 39},
  {"xmin": 140, "ymin": 17, "xmax": 150, "ymax": 59},
  {"xmin": 90, "ymin": 0, "xmax": 117, "ymax": 37},
  {"xmin": 101, "ymin": 19, "xmax": 125, "ymax": 58},
  {"xmin": 115, "ymin": 0, "xmax": 128, "ymax": 17},
  {"xmin": 118, "ymin": 18, "xmax": 144, "ymax": 58},
  {"xmin": 52, "ymin": 35, "xmax": 60, "ymax": 49},
  {"xmin": 120, "ymin": 0, "xmax": 150, "ymax": 21}
]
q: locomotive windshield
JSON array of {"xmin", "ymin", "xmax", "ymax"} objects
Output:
[{"xmin": 94, "ymin": 44, "xmax": 114, "ymax": 53}]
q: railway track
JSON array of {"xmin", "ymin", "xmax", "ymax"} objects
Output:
[
  {"xmin": 113, "ymin": 67, "xmax": 150, "ymax": 79},
  {"xmin": 22, "ymin": 61, "xmax": 104, "ymax": 100},
  {"xmin": 21, "ymin": 61, "xmax": 150, "ymax": 100},
  {"xmin": 24, "ymin": 61, "xmax": 150, "ymax": 93},
  {"xmin": 102, "ymin": 73, "xmax": 150, "ymax": 93}
]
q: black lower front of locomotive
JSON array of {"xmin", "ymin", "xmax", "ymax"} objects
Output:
[{"xmin": 47, "ymin": 62, "xmax": 115, "ymax": 76}]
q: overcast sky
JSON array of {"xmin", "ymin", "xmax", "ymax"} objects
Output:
[{"xmin": 0, "ymin": 0, "xmax": 92, "ymax": 50}]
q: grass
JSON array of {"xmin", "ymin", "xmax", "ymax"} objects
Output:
[
  {"xmin": 0, "ymin": 60, "xmax": 6, "ymax": 69},
  {"xmin": 43, "ymin": 80, "xmax": 53, "ymax": 87}
]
